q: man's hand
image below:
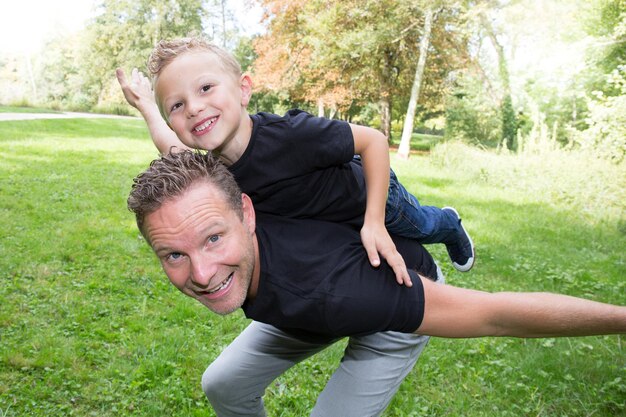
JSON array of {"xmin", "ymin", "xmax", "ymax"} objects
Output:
[
  {"xmin": 360, "ymin": 222, "xmax": 413, "ymax": 287},
  {"xmin": 115, "ymin": 68, "xmax": 158, "ymax": 114}
]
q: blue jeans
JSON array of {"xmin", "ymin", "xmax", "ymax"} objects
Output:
[{"xmin": 385, "ymin": 169, "xmax": 460, "ymax": 244}]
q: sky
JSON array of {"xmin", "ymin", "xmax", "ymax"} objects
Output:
[
  {"xmin": 0, "ymin": 0, "xmax": 94, "ymax": 54},
  {"xmin": 0, "ymin": 0, "xmax": 264, "ymax": 55}
]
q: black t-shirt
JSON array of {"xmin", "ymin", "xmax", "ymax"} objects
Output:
[
  {"xmin": 242, "ymin": 214, "xmax": 438, "ymax": 338},
  {"xmin": 228, "ymin": 110, "xmax": 367, "ymax": 228}
]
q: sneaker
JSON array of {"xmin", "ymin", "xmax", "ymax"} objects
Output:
[{"xmin": 442, "ymin": 207, "xmax": 475, "ymax": 272}]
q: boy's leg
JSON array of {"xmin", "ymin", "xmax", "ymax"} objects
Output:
[
  {"xmin": 385, "ymin": 170, "xmax": 475, "ymax": 271},
  {"xmin": 202, "ymin": 321, "xmax": 333, "ymax": 417}
]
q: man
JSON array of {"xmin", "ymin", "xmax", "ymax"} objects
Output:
[
  {"xmin": 130, "ymin": 151, "xmax": 443, "ymax": 416},
  {"xmin": 128, "ymin": 151, "xmax": 626, "ymax": 415}
]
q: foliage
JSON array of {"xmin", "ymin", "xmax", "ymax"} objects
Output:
[
  {"xmin": 252, "ymin": 0, "xmax": 467, "ymax": 134},
  {"xmin": 81, "ymin": 0, "xmax": 207, "ymax": 109},
  {"xmin": 444, "ymin": 74, "xmax": 502, "ymax": 145},
  {"xmin": 2, "ymin": 0, "xmax": 625, "ymax": 158},
  {"xmin": 575, "ymin": 65, "xmax": 626, "ymax": 162},
  {"xmin": 0, "ymin": 54, "xmax": 39, "ymax": 107},
  {"xmin": 1, "ymin": 115, "xmax": 625, "ymax": 416},
  {"xmin": 569, "ymin": 0, "xmax": 626, "ymax": 161},
  {"xmin": 580, "ymin": 0, "xmax": 626, "ymax": 94}
]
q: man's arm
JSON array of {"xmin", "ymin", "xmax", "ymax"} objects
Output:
[
  {"xmin": 417, "ymin": 277, "xmax": 626, "ymax": 338},
  {"xmin": 116, "ymin": 68, "xmax": 191, "ymax": 155},
  {"xmin": 351, "ymin": 124, "xmax": 412, "ymax": 287}
]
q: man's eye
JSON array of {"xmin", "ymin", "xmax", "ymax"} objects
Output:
[
  {"xmin": 167, "ymin": 252, "xmax": 184, "ymax": 261},
  {"xmin": 208, "ymin": 235, "xmax": 220, "ymax": 243}
]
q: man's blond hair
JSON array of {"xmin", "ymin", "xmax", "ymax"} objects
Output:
[{"xmin": 147, "ymin": 36, "xmax": 242, "ymax": 81}]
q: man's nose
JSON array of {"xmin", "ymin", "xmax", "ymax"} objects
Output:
[{"xmin": 189, "ymin": 257, "xmax": 218, "ymax": 288}]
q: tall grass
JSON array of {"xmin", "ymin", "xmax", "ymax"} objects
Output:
[{"xmin": 0, "ymin": 116, "xmax": 624, "ymax": 416}]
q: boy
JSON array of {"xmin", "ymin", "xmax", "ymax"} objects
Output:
[{"xmin": 116, "ymin": 36, "xmax": 474, "ymax": 286}]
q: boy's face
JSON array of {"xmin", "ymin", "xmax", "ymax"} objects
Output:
[{"xmin": 154, "ymin": 51, "xmax": 251, "ymax": 153}]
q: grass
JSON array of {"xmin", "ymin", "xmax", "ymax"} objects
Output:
[
  {"xmin": 0, "ymin": 105, "xmax": 62, "ymax": 114},
  {"xmin": 0, "ymin": 115, "xmax": 625, "ymax": 416},
  {"xmin": 389, "ymin": 132, "xmax": 443, "ymax": 152}
]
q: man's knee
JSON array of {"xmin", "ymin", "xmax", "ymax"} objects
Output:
[{"xmin": 202, "ymin": 360, "xmax": 234, "ymax": 401}]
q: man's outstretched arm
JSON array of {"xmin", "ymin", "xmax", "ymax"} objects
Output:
[
  {"xmin": 116, "ymin": 68, "xmax": 190, "ymax": 155},
  {"xmin": 417, "ymin": 277, "xmax": 626, "ymax": 338}
]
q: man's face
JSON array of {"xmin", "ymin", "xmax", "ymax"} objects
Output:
[
  {"xmin": 144, "ymin": 181, "xmax": 258, "ymax": 315},
  {"xmin": 155, "ymin": 51, "xmax": 251, "ymax": 153}
]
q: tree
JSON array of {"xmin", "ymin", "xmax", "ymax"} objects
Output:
[
  {"xmin": 479, "ymin": 6, "xmax": 517, "ymax": 149},
  {"xmin": 81, "ymin": 0, "xmax": 207, "ymax": 108},
  {"xmin": 397, "ymin": 6, "xmax": 435, "ymax": 159},
  {"xmin": 252, "ymin": 0, "xmax": 463, "ymax": 141}
]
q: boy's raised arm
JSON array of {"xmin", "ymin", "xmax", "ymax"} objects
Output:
[
  {"xmin": 116, "ymin": 68, "xmax": 191, "ymax": 155},
  {"xmin": 352, "ymin": 124, "xmax": 412, "ymax": 287}
]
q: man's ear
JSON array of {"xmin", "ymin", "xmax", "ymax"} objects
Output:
[
  {"xmin": 241, "ymin": 193, "xmax": 256, "ymax": 234},
  {"xmin": 240, "ymin": 74, "xmax": 253, "ymax": 107}
]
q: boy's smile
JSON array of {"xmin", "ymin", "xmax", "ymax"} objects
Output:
[
  {"xmin": 154, "ymin": 51, "xmax": 253, "ymax": 165},
  {"xmin": 192, "ymin": 116, "xmax": 219, "ymax": 136}
]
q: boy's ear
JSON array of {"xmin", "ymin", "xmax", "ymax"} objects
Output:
[{"xmin": 240, "ymin": 74, "xmax": 253, "ymax": 106}]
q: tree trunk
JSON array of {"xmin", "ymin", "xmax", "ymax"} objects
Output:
[
  {"xmin": 397, "ymin": 7, "xmax": 434, "ymax": 160},
  {"xmin": 221, "ymin": 0, "xmax": 227, "ymax": 47},
  {"xmin": 379, "ymin": 98, "xmax": 392, "ymax": 142},
  {"xmin": 481, "ymin": 13, "xmax": 517, "ymax": 150},
  {"xmin": 25, "ymin": 54, "xmax": 37, "ymax": 102},
  {"xmin": 329, "ymin": 105, "xmax": 337, "ymax": 120},
  {"xmin": 317, "ymin": 98, "xmax": 324, "ymax": 117}
]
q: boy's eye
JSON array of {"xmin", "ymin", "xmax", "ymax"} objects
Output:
[
  {"xmin": 201, "ymin": 84, "xmax": 212, "ymax": 92},
  {"xmin": 170, "ymin": 102, "xmax": 182, "ymax": 112}
]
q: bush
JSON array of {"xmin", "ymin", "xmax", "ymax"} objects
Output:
[
  {"xmin": 574, "ymin": 66, "xmax": 626, "ymax": 163},
  {"xmin": 444, "ymin": 92, "xmax": 501, "ymax": 146}
]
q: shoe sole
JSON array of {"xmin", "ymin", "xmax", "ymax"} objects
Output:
[{"xmin": 443, "ymin": 207, "xmax": 475, "ymax": 272}]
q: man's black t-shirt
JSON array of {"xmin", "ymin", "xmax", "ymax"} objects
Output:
[
  {"xmin": 242, "ymin": 214, "xmax": 438, "ymax": 338},
  {"xmin": 228, "ymin": 110, "xmax": 367, "ymax": 228}
]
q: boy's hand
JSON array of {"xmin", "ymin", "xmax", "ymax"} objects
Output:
[
  {"xmin": 115, "ymin": 68, "xmax": 158, "ymax": 114},
  {"xmin": 361, "ymin": 222, "xmax": 413, "ymax": 287}
]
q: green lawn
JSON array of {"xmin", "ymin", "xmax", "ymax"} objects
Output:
[
  {"xmin": 389, "ymin": 131, "xmax": 443, "ymax": 152},
  {"xmin": 0, "ymin": 117, "xmax": 624, "ymax": 416},
  {"xmin": 0, "ymin": 105, "xmax": 62, "ymax": 114}
]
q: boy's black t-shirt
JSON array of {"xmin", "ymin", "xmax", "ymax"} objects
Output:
[
  {"xmin": 228, "ymin": 110, "xmax": 367, "ymax": 228},
  {"xmin": 242, "ymin": 214, "xmax": 438, "ymax": 338}
]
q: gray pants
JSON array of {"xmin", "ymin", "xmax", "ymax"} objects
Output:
[
  {"xmin": 202, "ymin": 322, "xmax": 430, "ymax": 417},
  {"xmin": 201, "ymin": 267, "xmax": 443, "ymax": 417}
]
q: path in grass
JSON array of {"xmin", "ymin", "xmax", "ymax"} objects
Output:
[{"xmin": 0, "ymin": 111, "xmax": 138, "ymax": 121}]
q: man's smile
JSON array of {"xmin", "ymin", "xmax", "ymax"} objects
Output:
[{"xmin": 194, "ymin": 272, "xmax": 234, "ymax": 300}]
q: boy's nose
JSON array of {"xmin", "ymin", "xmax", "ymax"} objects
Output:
[{"xmin": 186, "ymin": 99, "xmax": 205, "ymax": 118}]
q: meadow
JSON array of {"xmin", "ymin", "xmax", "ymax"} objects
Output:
[{"xmin": 0, "ymin": 115, "xmax": 624, "ymax": 416}]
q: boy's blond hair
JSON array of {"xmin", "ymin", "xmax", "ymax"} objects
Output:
[{"xmin": 147, "ymin": 36, "xmax": 242, "ymax": 81}]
